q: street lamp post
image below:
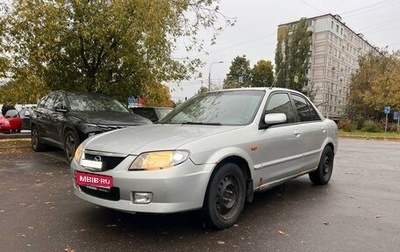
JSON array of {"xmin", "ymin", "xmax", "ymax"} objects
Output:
[{"xmin": 208, "ymin": 61, "xmax": 223, "ymax": 91}]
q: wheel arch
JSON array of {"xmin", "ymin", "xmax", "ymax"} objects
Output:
[{"xmin": 205, "ymin": 155, "xmax": 254, "ymax": 204}]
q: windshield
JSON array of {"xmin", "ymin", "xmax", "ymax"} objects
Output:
[
  {"xmin": 159, "ymin": 90, "xmax": 265, "ymax": 125},
  {"xmin": 67, "ymin": 94, "xmax": 129, "ymax": 113}
]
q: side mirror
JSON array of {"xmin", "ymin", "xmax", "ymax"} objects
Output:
[
  {"xmin": 54, "ymin": 103, "xmax": 67, "ymax": 112},
  {"xmin": 264, "ymin": 113, "xmax": 287, "ymax": 125}
]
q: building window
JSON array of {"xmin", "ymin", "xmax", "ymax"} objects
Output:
[{"xmin": 336, "ymin": 24, "xmax": 339, "ymax": 33}]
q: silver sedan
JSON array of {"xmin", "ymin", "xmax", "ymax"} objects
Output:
[{"xmin": 71, "ymin": 88, "xmax": 338, "ymax": 229}]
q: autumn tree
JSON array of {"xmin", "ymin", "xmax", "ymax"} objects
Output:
[
  {"xmin": 251, "ymin": 60, "xmax": 274, "ymax": 87},
  {"xmin": 274, "ymin": 18, "xmax": 311, "ymax": 91},
  {"xmin": 345, "ymin": 50, "xmax": 400, "ymax": 121},
  {"xmin": 0, "ymin": 0, "xmax": 234, "ymax": 103},
  {"xmin": 223, "ymin": 55, "xmax": 251, "ymax": 89},
  {"xmin": 143, "ymin": 82, "xmax": 173, "ymax": 107}
]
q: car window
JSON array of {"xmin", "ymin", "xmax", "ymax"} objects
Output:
[
  {"xmin": 155, "ymin": 108, "xmax": 173, "ymax": 119},
  {"xmin": 160, "ymin": 90, "xmax": 264, "ymax": 125},
  {"xmin": 291, "ymin": 94, "xmax": 321, "ymax": 122},
  {"xmin": 37, "ymin": 96, "xmax": 47, "ymax": 109},
  {"xmin": 53, "ymin": 93, "xmax": 67, "ymax": 110},
  {"xmin": 67, "ymin": 93, "xmax": 129, "ymax": 113},
  {"xmin": 5, "ymin": 109, "xmax": 19, "ymax": 118},
  {"xmin": 265, "ymin": 93, "xmax": 295, "ymax": 123},
  {"xmin": 43, "ymin": 94, "xmax": 57, "ymax": 109}
]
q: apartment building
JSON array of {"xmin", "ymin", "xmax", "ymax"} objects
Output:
[{"xmin": 278, "ymin": 14, "xmax": 378, "ymax": 118}]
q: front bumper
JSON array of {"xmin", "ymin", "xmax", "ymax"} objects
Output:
[{"xmin": 71, "ymin": 157, "xmax": 213, "ymax": 214}]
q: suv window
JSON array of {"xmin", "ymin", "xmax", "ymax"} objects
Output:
[
  {"xmin": 265, "ymin": 93, "xmax": 295, "ymax": 123},
  {"xmin": 43, "ymin": 94, "xmax": 57, "ymax": 110},
  {"xmin": 291, "ymin": 94, "xmax": 321, "ymax": 122}
]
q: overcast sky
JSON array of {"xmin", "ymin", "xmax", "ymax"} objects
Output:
[{"xmin": 169, "ymin": 0, "xmax": 400, "ymax": 102}]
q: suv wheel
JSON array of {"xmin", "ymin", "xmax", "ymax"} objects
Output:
[
  {"xmin": 31, "ymin": 125, "xmax": 45, "ymax": 151},
  {"xmin": 64, "ymin": 130, "xmax": 80, "ymax": 163}
]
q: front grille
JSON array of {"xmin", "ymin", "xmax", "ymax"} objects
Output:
[
  {"xmin": 84, "ymin": 153, "xmax": 125, "ymax": 170},
  {"xmin": 80, "ymin": 186, "xmax": 120, "ymax": 201}
]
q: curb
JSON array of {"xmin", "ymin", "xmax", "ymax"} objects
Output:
[{"xmin": 0, "ymin": 132, "xmax": 30, "ymax": 140}]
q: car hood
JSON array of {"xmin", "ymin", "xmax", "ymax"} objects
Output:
[
  {"xmin": 83, "ymin": 124, "xmax": 238, "ymax": 155},
  {"xmin": 68, "ymin": 111, "xmax": 152, "ymax": 126}
]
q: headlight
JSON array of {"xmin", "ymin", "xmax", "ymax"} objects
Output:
[
  {"xmin": 129, "ymin": 150, "xmax": 190, "ymax": 171},
  {"xmin": 74, "ymin": 143, "xmax": 84, "ymax": 163}
]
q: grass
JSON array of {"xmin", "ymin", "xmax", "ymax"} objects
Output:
[
  {"xmin": 339, "ymin": 130, "xmax": 400, "ymax": 140},
  {"xmin": 0, "ymin": 138, "xmax": 31, "ymax": 148}
]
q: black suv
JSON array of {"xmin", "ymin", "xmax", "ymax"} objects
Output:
[{"xmin": 30, "ymin": 91, "xmax": 152, "ymax": 162}]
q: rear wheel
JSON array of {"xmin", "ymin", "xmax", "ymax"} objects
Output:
[
  {"xmin": 309, "ymin": 146, "xmax": 334, "ymax": 185},
  {"xmin": 31, "ymin": 125, "xmax": 45, "ymax": 151},
  {"xmin": 64, "ymin": 130, "xmax": 80, "ymax": 163},
  {"xmin": 203, "ymin": 163, "xmax": 246, "ymax": 230}
]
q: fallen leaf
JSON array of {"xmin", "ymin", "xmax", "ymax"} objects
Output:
[
  {"xmin": 323, "ymin": 221, "xmax": 330, "ymax": 226},
  {"xmin": 217, "ymin": 241, "xmax": 225, "ymax": 245},
  {"xmin": 278, "ymin": 230, "xmax": 289, "ymax": 236},
  {"xmin": 376, "ymin": 215, "xmax": 382, "ymax": 219}
]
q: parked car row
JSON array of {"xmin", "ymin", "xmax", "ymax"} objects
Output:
[{"xmin": 6, "ymin": 88, "xmax": 339, "ymax": 230}]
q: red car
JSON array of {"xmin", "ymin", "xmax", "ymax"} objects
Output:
[{"xmin": 0, "ymin": 109, "xmax": 22, "ymax": 133}]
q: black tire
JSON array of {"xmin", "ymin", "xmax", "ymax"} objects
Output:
[
  {"xmin": 203, "ymin": 163, "xmax": 246, "ymax": 230},
  {"xmin": 64, "ymin": 130, "xmax": 80, "ymax": 163},
  {"xmin": 31, "ymin": 125, "xmax": 46, "ymax": 151},
  {"xmin": 309, "ymin": 146, "xmax": 334, "ymax": 185}
]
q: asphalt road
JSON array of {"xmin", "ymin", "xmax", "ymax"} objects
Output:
[{"xmin": 0, "ymin": 138, "xmax": 399, "ymax": 252}]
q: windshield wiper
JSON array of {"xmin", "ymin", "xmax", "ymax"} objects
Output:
[{"xmin": 181, "ymin": 122, "xmax": 222, "ymax": 126}]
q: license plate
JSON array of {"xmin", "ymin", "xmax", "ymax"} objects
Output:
[{"xmin": 75, "ymin": 171, "xmax": 113, "ymax": 189}]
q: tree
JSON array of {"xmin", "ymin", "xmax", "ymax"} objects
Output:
[
  {"xmin": 274, "ymin": 18, "xmax": 311, "ymax": 91},
  {"xmin": 345, "ymin": 50, "xmax": 400, "ymax": 121},
  {"xmin": 0, "ymin": 0, "xmax": 234, "ymax": 103},
  {"xmin": 143, "ymin": 82, "xmax": 173, "ymax": 107},
  {"xmin": 197, "ymin": 86, "xmax": 208, "ymax": 94},
  {"xmin": 223, "ymin": 55, "xmax": 251, "ymax": 89},
  {"xmin": 251, "ymin": 60, "xmax": 274, "ymax": 87}
]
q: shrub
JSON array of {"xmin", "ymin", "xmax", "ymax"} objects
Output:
[
  {"xmin": 337, "ymin": 119, "xmax": 355, "ymax": 132},
  {"xmin": 361, "ymin": 120, "xmax": 382, "ymax": 132}
]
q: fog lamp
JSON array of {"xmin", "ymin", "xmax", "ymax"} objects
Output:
[{"xmin": 133, "ymin": 192, "xmax": 153, "ymax": 204}]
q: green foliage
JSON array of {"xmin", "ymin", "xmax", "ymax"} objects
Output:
[
  {"xmin": 223, "ymin": 55, "xmax": 251, "ymax": 89},
  {"xmin": 274, "ymin": 18, "xmax": 311, "ymax": 91},
  {"xmin": 361, "ymin": 120, "xmax": 382, "ymax": 133},
  {"xmin": 0, "ymin": 0, "xmax": 234, "ymax": 103},
  {"xmin": 345, "ymin": 50, "xmax": 400, "ymax": 122},
  {"xmin": 251, "ymin": 60, "xmax": 274, "ymax": 87}
]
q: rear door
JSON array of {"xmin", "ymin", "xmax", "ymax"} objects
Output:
[{"xmin": 290, "ymin": 93, "xmax": 327, "ymax": 171}]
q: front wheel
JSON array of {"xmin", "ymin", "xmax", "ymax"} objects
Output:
[
  {"xmin": 31, "ymin": 125, "xmax": 46, "ymax": 151},
  {"xmin": 203, "ymin": 163, "xmax": 246, "ymax": 230},
  {"xmin": 64, "ymin": 130, "xmax": 80, "ymax": 163},
  {"xmin": 309, "ymin": 146, "xmax": 334, "ymax": 185}
]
